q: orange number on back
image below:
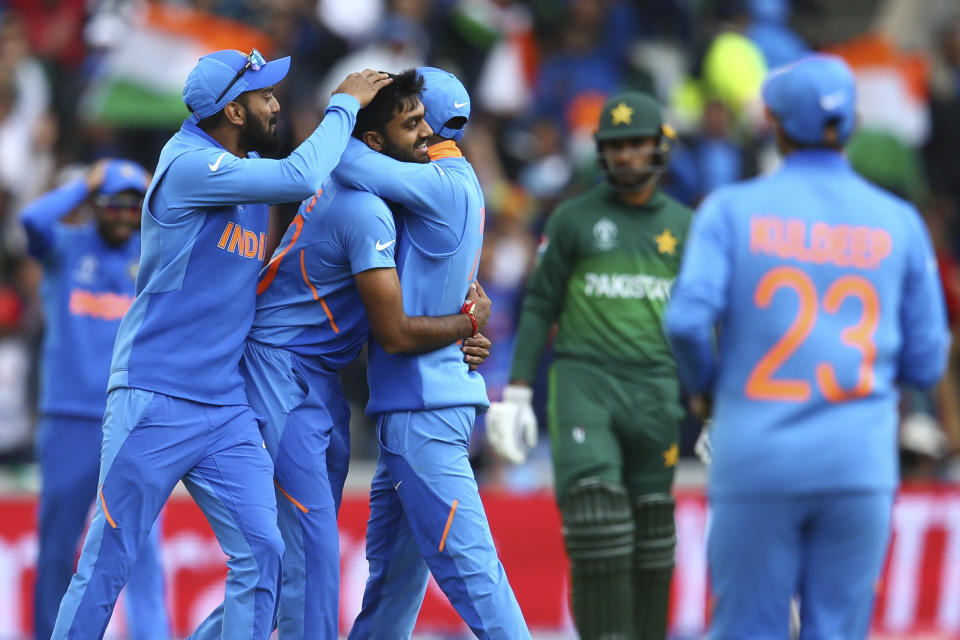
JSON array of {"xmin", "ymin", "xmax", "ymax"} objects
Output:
[
  {"xmin": 745, "ymin": 269, "xmax": 881, "ymax": 403},
  {"xmin": 815, "ymin": 276, "xmax": 880, "ymax": 401},
  {"xmin": 745, "ymin": 267, "xmax": 817, "ymax": 401}
]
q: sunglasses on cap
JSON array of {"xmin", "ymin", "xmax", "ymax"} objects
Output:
[
  {"xmin": 215, "ymin": 49, "xmax": 267, "ymax": 104},
  {"xmin": 95, "ymin": 194, "xmax": 143, "ymax": 211}
]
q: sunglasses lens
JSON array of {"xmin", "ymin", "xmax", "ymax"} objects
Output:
[
  {"xmin": 98, "ymin": 196, "xmax": 142, "ymax": 210},
  {"xmin": 249, "ymin": 49, "xmax": 265, "ymax": 72}
]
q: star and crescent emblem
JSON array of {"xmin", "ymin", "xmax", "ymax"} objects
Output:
[
  {"xmin": 655, "ymin": 228, "xmax": 678, "ymax": 255},
  {"xmin": 610, "ymin": 101, "xmax": 634, "ymax": 126}
]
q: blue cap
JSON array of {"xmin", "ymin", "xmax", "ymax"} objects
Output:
[
  {"xmin": 100, "ymin": 159, "xmax": 149, "ymax": 195},
  {"xmin": 417, "ymin": 66, "xmax": 470, "ymax": 142},
  {"xmin": 182, "ymin": 49, "xmax": 290, "ymax": 122},
  {"xmin": 762, "ymin": 54, "xmax": 857, "ymax": 146}
]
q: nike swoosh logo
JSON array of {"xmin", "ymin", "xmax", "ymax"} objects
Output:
[
  {"xmin": 376, "ymin": 239, "xmax": 396, "ymax": 251},
  {"xmin": 454, "ymin": 101, "xmax": 468, "ymax": 109},
  {"xmin": 819, "ymin": 90, "xmax": 846, "ymax": 111},
  {"xmin": 208, "ymin": 152, "xmax": 227, "ymax": 172},
  {"xmin": 394, "ymin": 481, "xmax": 403, "ymax": 491}
]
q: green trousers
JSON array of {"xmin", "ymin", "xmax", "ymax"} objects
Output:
[{"xmin": 547, "ymin": 357, "xmax": 682, "ymax": 506}]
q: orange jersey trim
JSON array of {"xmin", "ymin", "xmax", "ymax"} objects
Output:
[
  {"xmin": 100, "ymin": 487, "xmax": 117, "ymax": 528},
  {"xmin": 257, "ymin": 213, "xmax": 304, "ymax": 295},
  {"xmin": 427, "ymin": 140, "xmax": 462, "ymax": 161},
  {"xmin": 438, "ymin": 499, "xmax": 459, "ymax": 552},
  {"xmin": 274, "ymin": 480, "xmax": 309, "ymax": 514}
]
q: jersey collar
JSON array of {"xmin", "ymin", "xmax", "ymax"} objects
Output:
[
  {"xmin": 784, "ymin": 148, "xmax": 849, "ymax": 170},
  {"xmin": 427, "ymin": 140, "xmax": 462, "ymax": 161},
  {"xmin": 180, "ymin": 119, "xmax": 259, "ymax": 158}
]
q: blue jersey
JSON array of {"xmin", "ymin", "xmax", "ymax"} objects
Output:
[
  {"xmin": 333, "ymin": 138, "xmax": 488, "ymax": 414},
  {"xmin": 21, "ymin": 178, "xmax": 140, "ymax": 420},
  {"xmin": 666, "ymin": 150, "xmax": 949, "ymax": 496},
  {"xmin": 249, "ymin": 178, "xmax": 397, "ymax": 368},
  {"xmin": 109, "ymin": 94, "xmax": 359, "ymax": 405}
]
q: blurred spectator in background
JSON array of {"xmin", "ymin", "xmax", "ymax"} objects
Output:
[
  {"xmin": 0, "ymin": 0, "xmax": 957, "ymax": 489},
  {"xmin": 0, "ymin": 267, "xmax": 30, "ymax": 463},
  {"xmin": 19, "ymin": 158, "xmax": 168, "ymax": 640}
]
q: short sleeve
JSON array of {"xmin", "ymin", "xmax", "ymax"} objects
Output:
[{"xmin": 341, "ymin": 194, "xmax": 397, "ymax": 275}]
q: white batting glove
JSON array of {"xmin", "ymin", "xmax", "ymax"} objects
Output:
[
  {"xmin": 486, "ymin": 384, "xmax": 538, "ymax": 464},
  {"xmin": 694, "ymin": 420, "xmax": 713, "ymax": 466}
]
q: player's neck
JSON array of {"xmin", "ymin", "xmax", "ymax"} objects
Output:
[
  {"xmin": 207, "ymin": 125, "xmax": 245, "ymax": 158},
  {"xmin": 618, "ymin": 181, "xmax": 657, "ymax": 207}
]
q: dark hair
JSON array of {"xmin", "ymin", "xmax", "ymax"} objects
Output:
[
  {"xmin": 194, "ymin": 92, "xmax": 251, "ymax": 133},
  {"xmin": 352, "ymin": 69, "xmax": 423, "ymax": 139}
]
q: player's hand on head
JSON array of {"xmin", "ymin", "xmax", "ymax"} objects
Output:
[
  {"xmin": 333, "ymin": 69, "xmax": 392, "ymax": 107},
  {"xmin": 486, "ymin": 384, "xmax": 538, "ymax": 464},
  {"xmin": 467, "ymin": 281, "xmax": 491, "ymax": 332},
  {"xmin": 85, "ymin": 158, "xmax": 112, "ymax": 193},
  {"xmin": 462, "ymin": 332, "xmax": 491, "ymax": 370}
]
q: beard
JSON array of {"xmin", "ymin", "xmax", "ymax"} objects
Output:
[
  {"xmin": 380, "ymin": 135, "xmax": 430, "ymax": 164},
  {"xmin": 239, "ymin": 113, "xmax": 280, "ymax": 158}
]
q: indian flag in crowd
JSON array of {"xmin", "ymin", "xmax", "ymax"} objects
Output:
[{"xmin": 81, "ymin": 4, "xmax": 273, "ymax": 128}]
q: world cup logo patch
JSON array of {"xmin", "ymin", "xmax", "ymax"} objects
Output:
[{"xmin": 593, "ymin": 218, "xmax": 618, "ymax": 250}]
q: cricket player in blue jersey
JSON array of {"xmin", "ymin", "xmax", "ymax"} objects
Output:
[
  {"xmin": 234, "ymin": 69, "xmax": 494, "ymax": 640},
  {"xmin": 328, "ymin": 67, "xmax": 530, "ymax": 640},
  {"xmin": 666, "ymin": 55, "xmax": 950, "ymax": 639},
  {"xmin": 22, "ymin": 159, "xmax": 168, "ymax": 640},
  {"xmin": 51, "ymin": 49, "xmax": 390, "ymax": 640}
]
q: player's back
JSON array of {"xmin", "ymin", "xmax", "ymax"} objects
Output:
[
  {"xmin": 707, "ymin": 149, "xmax": 945, "ymax": 495},
  {"xmin": 250, "ymin": 179, "xmax": 396, "ymax": 369}
]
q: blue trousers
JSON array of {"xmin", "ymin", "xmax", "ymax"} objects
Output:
[
  {"xmin": 35, "ymin": 415, "xmax": 167, "ymax": 640},
  {"xmin": 349, "ymin": 407, "xmax": 530, "ymax": 640},
  {"xmin": 239, "ymin": 340, "xmax": 351, "ymax": 639},
  {"xmin": 51, "ymin": 389, "xmax": 283, "ymax": 640},
  {"xmin": 708, "ymin": 491, "xmax": 894, "ymax": 640}
]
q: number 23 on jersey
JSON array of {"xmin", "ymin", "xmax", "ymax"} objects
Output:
[{"xmin": 745, "ymin": 266, "xmax": 880, "ymax": 403}]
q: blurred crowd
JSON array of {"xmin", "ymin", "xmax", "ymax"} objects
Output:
[{"xmin": 1, "ymin": 0, "xmax": 959, "ymax": 486}]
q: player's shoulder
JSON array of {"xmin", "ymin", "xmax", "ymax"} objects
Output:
[
  {"xmin": 655, "ymin": 190, "xmax": 694, "ymax": 220},
  {"xmin": 332, "ymin": 185, "xmax": 390, "ymax": 214},
  {"xmin": 551, "ymin": 183, "xmax": 607, "ymax": 220},
  {"xmin": 324, "ymin": 184, "xmax": 393, "ymax": 229},
  {"xmin": 168, "ymin": 143, "xmax": 237, "ymax": 178}
]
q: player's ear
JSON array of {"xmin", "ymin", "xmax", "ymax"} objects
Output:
[
  {"xmin": 224, "ymin": 101, "xmax": 245, "ymax": 127},
  {"xmin": 362, "ymin": 131, "xmax": 384, "ymax": 152}
]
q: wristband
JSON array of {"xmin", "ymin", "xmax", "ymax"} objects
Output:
[{"xmin": 460, "ymin": 300, "xmax": 478, "ymax": 337}]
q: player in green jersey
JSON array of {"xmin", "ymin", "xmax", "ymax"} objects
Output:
[{"xmin": 487, "ymin": 91, "xmax": 692, "ymax": 639}]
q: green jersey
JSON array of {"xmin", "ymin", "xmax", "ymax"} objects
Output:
[{"xmin": 510, "ymin": 183, "xmax": 692, "ymax": 381}]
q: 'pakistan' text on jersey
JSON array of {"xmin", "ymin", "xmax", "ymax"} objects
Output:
[
  {"xmin": 666, "ymin": 150, "xmax": 950, "ymax": 496},
  {"xmin": 249, "ymin": 178, "xmax": 396, "ymax": 367},
  {"xmin": 511, "ymin": 184, "xmax": 692, "ymax": 382},
  {"xmin": 333, "ymin": 138, "xmax": 488, "ymax": 413},
  {"xmin": 108, "ymin": 95, "xmax": 359, "ymax": 405},
  {"xmin": 21, "ymin": 179, "xmax": 139, "ymax": 419}
]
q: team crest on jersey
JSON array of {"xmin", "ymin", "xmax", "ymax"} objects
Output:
[
  {"xmin": 73, "ymin": 254, "xmax": 98, "ymax": 285},
  {"xmin": 127, "ymin": 259, "xmax": 139, "ymax": 282},
  {"xmin": 593, "ymin": 218, "xmax": 618, "ymax": 250},
  {"xmin": 572, "ymin": 426, "xmax": 586, "ymax": 444}
]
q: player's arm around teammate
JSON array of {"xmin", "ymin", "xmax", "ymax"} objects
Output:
[
  {"xmin": 49, "ymin": 52, "xmax": 391, "ymax": 640},
  {"xmin": 243, "ymin": 125, "xmax": 493, "ymax": 637},
  {"xmin": 326, "ymin": 68, "xmax": 530, "ymax": 640}
]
